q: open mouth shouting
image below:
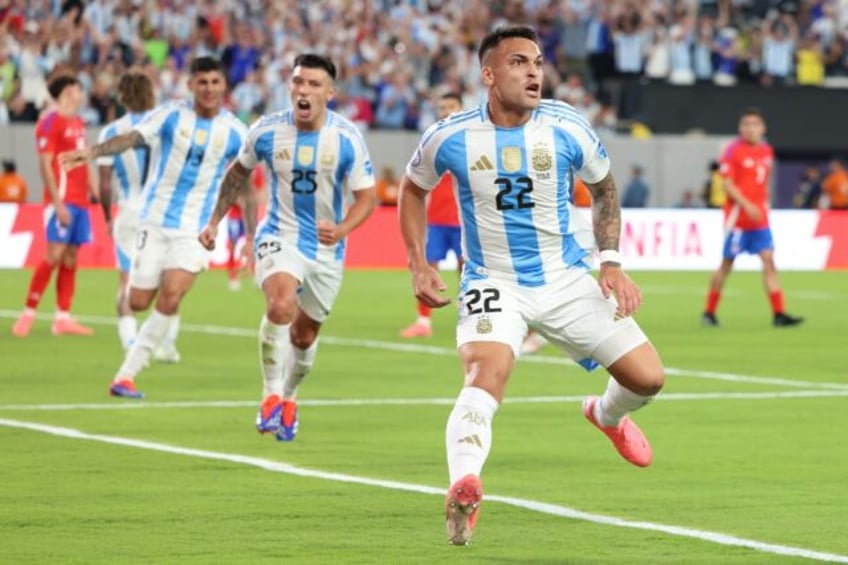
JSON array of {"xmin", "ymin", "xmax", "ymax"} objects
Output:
[
  {"xmin": 525, "ymin": 82, "xmax": 541, "ymax": 99},
  {"xmin": 296, "ymin": 98, "xmax": 312, "ymax": 119}
]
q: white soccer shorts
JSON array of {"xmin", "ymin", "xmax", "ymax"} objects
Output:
[
  {"xmin": 253, "ymin": 235, "xmax": 343, "ymax": 324},
  {"xmin": 456, "ymin": 267, "xmax": 648, "ymax": 368},
  {"xmin": 128, "ymin": 223, "xmax": 210, "ymax": 289}
]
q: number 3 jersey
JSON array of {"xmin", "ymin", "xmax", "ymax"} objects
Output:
[
  {"xmin": 405, "ymin": 100, "xmax": 610, "ymax": 287},
  {"xmin": 237, "ymin": 110, "xmax": 375, "ymax": 262},
  {"xmin": 134, "ymin": 101, "xmax": 247, "ymax": 233}
]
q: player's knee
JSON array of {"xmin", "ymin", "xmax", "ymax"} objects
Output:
[
  {"xmin": 643, "ymin": 370, "xmax": 665, "ymax": 396},
  {"xmin": 129, "ymin": 295, "xmax": 152, "ymax": 312},
  {"xmin": 290, "ymin": 331, "xmax": 316, "ymax": 350},
  {"xmin": 266, "ymin": 297, "xmax": 296, "ymax": 325}
]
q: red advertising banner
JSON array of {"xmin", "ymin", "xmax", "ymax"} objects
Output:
[{"xmin": 0, "ymin": 204, "xmax": 845, "ymax": 271}]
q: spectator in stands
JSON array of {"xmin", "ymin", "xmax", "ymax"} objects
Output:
[
  {"xmin": 374, "ymin": 72, "xmax": 415, "ymax": 130},
  {"xmin": 793, "ymin": 166, "xmax": 823, "ymax": 209},
  {"xmin": 702, "ymin": 160, "xmax": 727, "ymax": 208},
  {"xmin": 796, "ymin": 34, "xmax": 825, "ymax": 85},
  {"xmin": 0, "ymin": 159, "xmax": 28, "ymax": 203},
  {"xmin": 375, "ymin": 165, "xmax": 400, "ymax": 207},
  {"xmin": 821, "ymin": 157, "xmax": 848, "ymax": 210},
  {"xmin": 675, "ymin": 190, "xmax": 698, "ymax": 208},
  {"xmin": 761, "ymin": 15, "xmax": 798, "ymax": 86},
  {"xmin": 621, "ymin": 165, "xmax": 650, "ymax": 207}
]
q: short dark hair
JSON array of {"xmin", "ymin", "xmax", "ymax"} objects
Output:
[
  {"xmin": 739, "ymin": 106, "xmax": 765, "ymax": 121},
  {"xmin": 189, "ymin": 56, "xmax": 224, "ymax": 75},
  {"xmin": 440, "ymin": 92, "xmax": 463, "ymax": 104},
  {"xmin": 293, "ymin": 54, "xmax": 337, "ymax": 80},
  {"xmin": 478, "ymin": 26, "xmax": 539, "ymax": 65},
  {"xmin": 47, "ymin": 74, "xmax": 80, "ymax": 100},
  {"xmin": 2, "ymin": 159, "xmax": 15, "ymax": 173}
]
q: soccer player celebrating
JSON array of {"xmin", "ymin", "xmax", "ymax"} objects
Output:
[
  {"xmin": 60, "ymin": 57, "xmax": 247, "ymax": 398},
  {"xmin": 199, "ymin": 54, "xmax": 376, "ymax": 442},
  {"xmin": 12, "ymin": 75, "xmax": 97, "ymax": 337},
  {"xmin": 701, "ymin": 107, "xmax": 803, "ymax": 328},
  {"xmin": 399, "ymin": 26, "xmax": 665, "ymax": 545},
  {"xmin": 400, "ymin": 92, "xmax": 464, "ymax": 338},
  {"xmin": 96, "ymin": 70, "xmax": 155, "ymax": 351}
]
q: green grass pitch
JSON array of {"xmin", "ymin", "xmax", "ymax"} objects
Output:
[{"xmin": 0, "ymin": 268, "xmax": 846, "ymax": 564}]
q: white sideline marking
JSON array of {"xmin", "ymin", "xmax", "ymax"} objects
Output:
[
  {"xmin": 2, "ymin": 309, "xmax": 846, "ymax": 391},
  {"xmin": 2, "ymin": 417, "xmax": 847, "ymax": 564},
  {"xmin": 2, "ymin": 389, "xmax": 848, "ymax": 412}
]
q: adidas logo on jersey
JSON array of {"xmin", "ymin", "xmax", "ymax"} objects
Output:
[{"xmin": 470, "ymin": 155, "xmax": 494, "ymax": 172}]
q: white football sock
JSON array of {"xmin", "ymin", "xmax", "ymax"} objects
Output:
[
  {"xmin": 282, "ymin": 340, "xmax": 318, "ymax": 399},
  {"xmin": 116, "ymin": 309, "xmax": 171, "ymax": 380},
  {"xmin": 259, "ymin": 315, "xmax": 290, "ymax": 398},
  {"xmin": 594, "ymin": 377, "xmax": 655, "ymax": 427},
  {"xmin": 161, "ymin": 314, "xmax": 180, "ymax": 350},
  {"xmin": 118, "ymin": 315, "xmax": 138, "ymax": 350},
  {"xmin": 445, "ymin": 386, "xmax": 499, "ymax": 484}
]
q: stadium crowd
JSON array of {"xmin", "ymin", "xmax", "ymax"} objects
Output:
[{"xmin": 0, "ymin": 0, "xmax": 847, "ymax": 131}]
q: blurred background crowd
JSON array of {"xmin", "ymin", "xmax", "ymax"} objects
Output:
[{"xmin": 1, "ymin": 0, "xmax": 847, "ymax": 133}]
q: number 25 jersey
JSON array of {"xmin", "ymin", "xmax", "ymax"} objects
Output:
[
  {"xmin": 238, "ymin": 110, "xmax": 375, "ymax": 263},
  {"xmin": 406, "ymin": 100, "xmax": 610, "ymax": 287}
]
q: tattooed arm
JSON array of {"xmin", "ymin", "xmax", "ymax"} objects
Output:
[
  {"xmin": 198, "ymin": 161, "xmax": 253, "ymax": 251},
  {"xmin": 586, "ymin": 172, "xmax": 622, "ymax": 260},
  {"xmin": 585, "ymin": 172, "xmax": 643, "ymax": 315},
  {"xmin": 58, "ymin": 131, "xmax": 145, "ymax": 170}
]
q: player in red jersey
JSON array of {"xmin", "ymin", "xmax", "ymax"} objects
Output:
[
  {"xmin": 400, "ymin": 92, "xmax": 464, "ymax": 338},
  {"xmin": 12, "ymin": 75, "xmax": 98, "ymax": 337},
  {"xmin": 702, "ymin": 107, "xmax": 802, "ymax": 328},
  {"xmin": 225, "ymin": 165, "xmax": 266, "ymax": 290}
]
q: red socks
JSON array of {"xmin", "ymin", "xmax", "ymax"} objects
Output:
[
  {"xmin": 704, "ymin": 290, "xmax": 720, "ymax": 314},
  {"xmin": 769, "ymin": 290, "xmax": 784, "ymax": 314},
  {"xmin": 25, "ymin": 261, "xmax": 55, "ymax": 309},
  {"xmin": 417, "ymin": 302, "xmax": 431, "ymax": 318},
  {"xmin": 57, "ymin": 264, "xmax": 77, "ymax": 312}
]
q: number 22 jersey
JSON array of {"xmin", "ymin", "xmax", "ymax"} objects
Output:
[{"xmin": 406, "ymin": 100, "xmax": 610, "ymax": 287}]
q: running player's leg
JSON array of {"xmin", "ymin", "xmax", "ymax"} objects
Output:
[
  {"xmin": 109, "ymin": 225, "xmax": 167, "ymax": 398},
  {"xmin": 253, "ymin": 236, "xmax": 306, "ymax": 434},
  {"xmin": 114, "ymin": 221, "xmax": 137, "ymax": 349},
  {"xmin": 446, "ymin": 277, "xmax": 526, "ymax": 544},
  {"xmin": 540, "ymin": 269, "xmax": 663, "ymax": 467}
]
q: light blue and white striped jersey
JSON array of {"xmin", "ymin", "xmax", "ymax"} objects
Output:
[
  {"xmin": 406, "ymin": 99, "xmax": 610, "ymax": 287},
  {"xmin": 96, "ymin": 111, "xmax": 150, "ymax": 224},
  {"xmin": 238, "ymin": 109, "xmax": 375, "ymax": 262},
  {"xmin": 134, "ymin": 100, "xmax": 247, "ymax": 233}
]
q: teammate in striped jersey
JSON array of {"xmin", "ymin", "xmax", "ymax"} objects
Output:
[
  {"xmin": 96, "ymin": 70, "xmax": 155, "ymax": 352},
  {"xmin": 398, "ymin": 26, "xmax": 665, "ymax": 545},
  {"xmin": 60, "ymin": 57, "xmax": 248, "ymax": 399},
  {"xmin": 199, "ymin": 54, "xmax": 376, "ymax": 442}
]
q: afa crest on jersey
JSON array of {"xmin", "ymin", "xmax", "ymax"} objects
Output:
[
  {"xmin": 531, "ymin": 144, "xmax": 552, "ymax": 172},
  {"xmin": 501, "ymin": 147, "xmax": 522, "ymax": 173},
  {"xmin": 297, "ymin": 146, "xmax": 314, "ymax": 166}
]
